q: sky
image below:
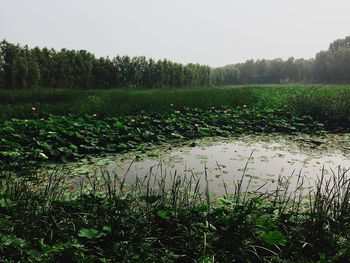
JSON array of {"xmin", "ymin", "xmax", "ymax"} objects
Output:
[{"xmin": 1, "ymin": 0, "xmax": 350, "ymax": 67}]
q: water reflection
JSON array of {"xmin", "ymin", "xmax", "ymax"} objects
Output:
[{"xmin": 61, "ymin": 133, "xmax": 350, "ymax": 195}]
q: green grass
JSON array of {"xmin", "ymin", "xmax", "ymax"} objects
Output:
[
  {"xmin": 1, "ymin": 165, "xmax": 350, "ymax": 262},
  {"xmin": 0, "ymin": 87, "xmax": 258, "ymax": 118},
  {"xmin": 1, "ymin": 84, "xmax": 350, "ymax": 127}
]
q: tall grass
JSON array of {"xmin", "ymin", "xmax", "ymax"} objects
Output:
[
  {"xmin": 1, "ymin": 85, "xmax": 350, "ymax": 129},
  {"xmin": 2, "ymin": 164, "xmax": 350, "ymax": 262},
  {"xmin": 0, "ymin": 87, "xmax": 258, "ymax": 118}
]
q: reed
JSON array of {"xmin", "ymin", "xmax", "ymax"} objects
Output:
[{"xmin": 1, "ymin": 163, "xmax": 350, "ymax": 262}]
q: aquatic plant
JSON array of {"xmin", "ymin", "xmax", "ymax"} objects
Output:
[
  {"xmin": 1, "ymin": 165, "xmax": 350, "ymax": 262},
  {"xmin": 0, "ymin": 106, "xmax": 325, "ymax": 168}
]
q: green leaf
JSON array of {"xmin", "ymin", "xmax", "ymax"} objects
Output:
[
  {"xmin": 170, "ymin": 132, "xmax": 184, "ymax": 139},
  {"xmin": 3, "ymin": 235, "xmax": 26, "ymax": 248},
  {"xmin": 114, "ymin": 121, "xmax": 125, "ymax": 130},
  {"xmin": 0, "ymin": 218, "xmax": 8, "ymax": 231},
  {"xmin": 38, "ymin": 152, "xmax": 49, "ymax": 159},
  {"xmin": 157, "ymin": 210, "xmax": 171, "ymax": 219},
  {"xmin": 102, "ymin": 226, "xmax": 112, "ymax": 233},
  {"xmin": 0, "ymin": 151, "xmax": 21, "ymax": 158},
  {"xmin": 251, "ymin": 196, "xmax": 263, "ymax": 206},
  {"xmin": 0, "ymin": 198, "xmax": 13, "ymax": 208},
  {"xmin": 117, "ymin": 143, "xmax": 129, "ymax": 150},
  {"xmin": 259, "ymin": 231, "xmax": 286, "ymax": 247},
  {"xmin": 218, "ymin": 197, "xmax": 234, "ymax": 206},
  {"xmin": 78, "ymin": 228, "xmax": 106, "ymax": 239},
  {"xmin": 256, "ymin": 216, "xmax": 276, "ymax": 229}
]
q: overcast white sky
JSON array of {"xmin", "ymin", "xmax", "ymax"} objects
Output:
[{"xmin": 1, "ymin": 0, "xmax": 350, "ymax": 66}]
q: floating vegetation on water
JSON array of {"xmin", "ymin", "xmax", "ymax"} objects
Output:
[
  {"xmin": 0, "ymin": 106, "xmax": 330, "ymax": 168},
  {"xmin": 32, "ymin": 133, "xmax": 350, "ymax": 196}
]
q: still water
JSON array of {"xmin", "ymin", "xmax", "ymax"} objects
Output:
[{"xmin": 60, "ymin": 133, "xmax": 350, "ymax": 195}]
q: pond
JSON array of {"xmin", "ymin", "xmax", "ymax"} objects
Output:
[{"xmin": 54, "ymin": 133, "xmax": 350, "ymax": 196}]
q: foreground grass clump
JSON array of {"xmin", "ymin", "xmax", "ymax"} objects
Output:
[
  {"xmin": 1, "ymin": 168, "xmax": 350, "ymax": 262},
  {"xmin": 0, "ymin": 106, "xmax": 324, "ymax": 167}
]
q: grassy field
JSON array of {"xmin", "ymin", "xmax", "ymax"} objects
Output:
[{"xmin": 1, "ymin": 84, "xmax": 350, "ymax": 125}]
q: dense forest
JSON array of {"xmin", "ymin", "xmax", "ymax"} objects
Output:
[{"xmin": 0, "ymin": 36, "xmax": 350, "ymax": 89}]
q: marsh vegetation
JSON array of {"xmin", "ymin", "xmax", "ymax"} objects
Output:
[{"xmin": 1, "ymin": 37, "xmax": 350, "ymax": 262}]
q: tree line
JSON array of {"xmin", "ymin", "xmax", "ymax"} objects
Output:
[
  {"xmin": 1, "ymin": 36, "xmax": 350, "ymax": 89},
  {"xmin": 213, "ymin": 36, "xmax": 350, "ymax": 85},
  {"xmin": 0, "ymin": 41, "xmax": 211, "ymax": 89}
]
